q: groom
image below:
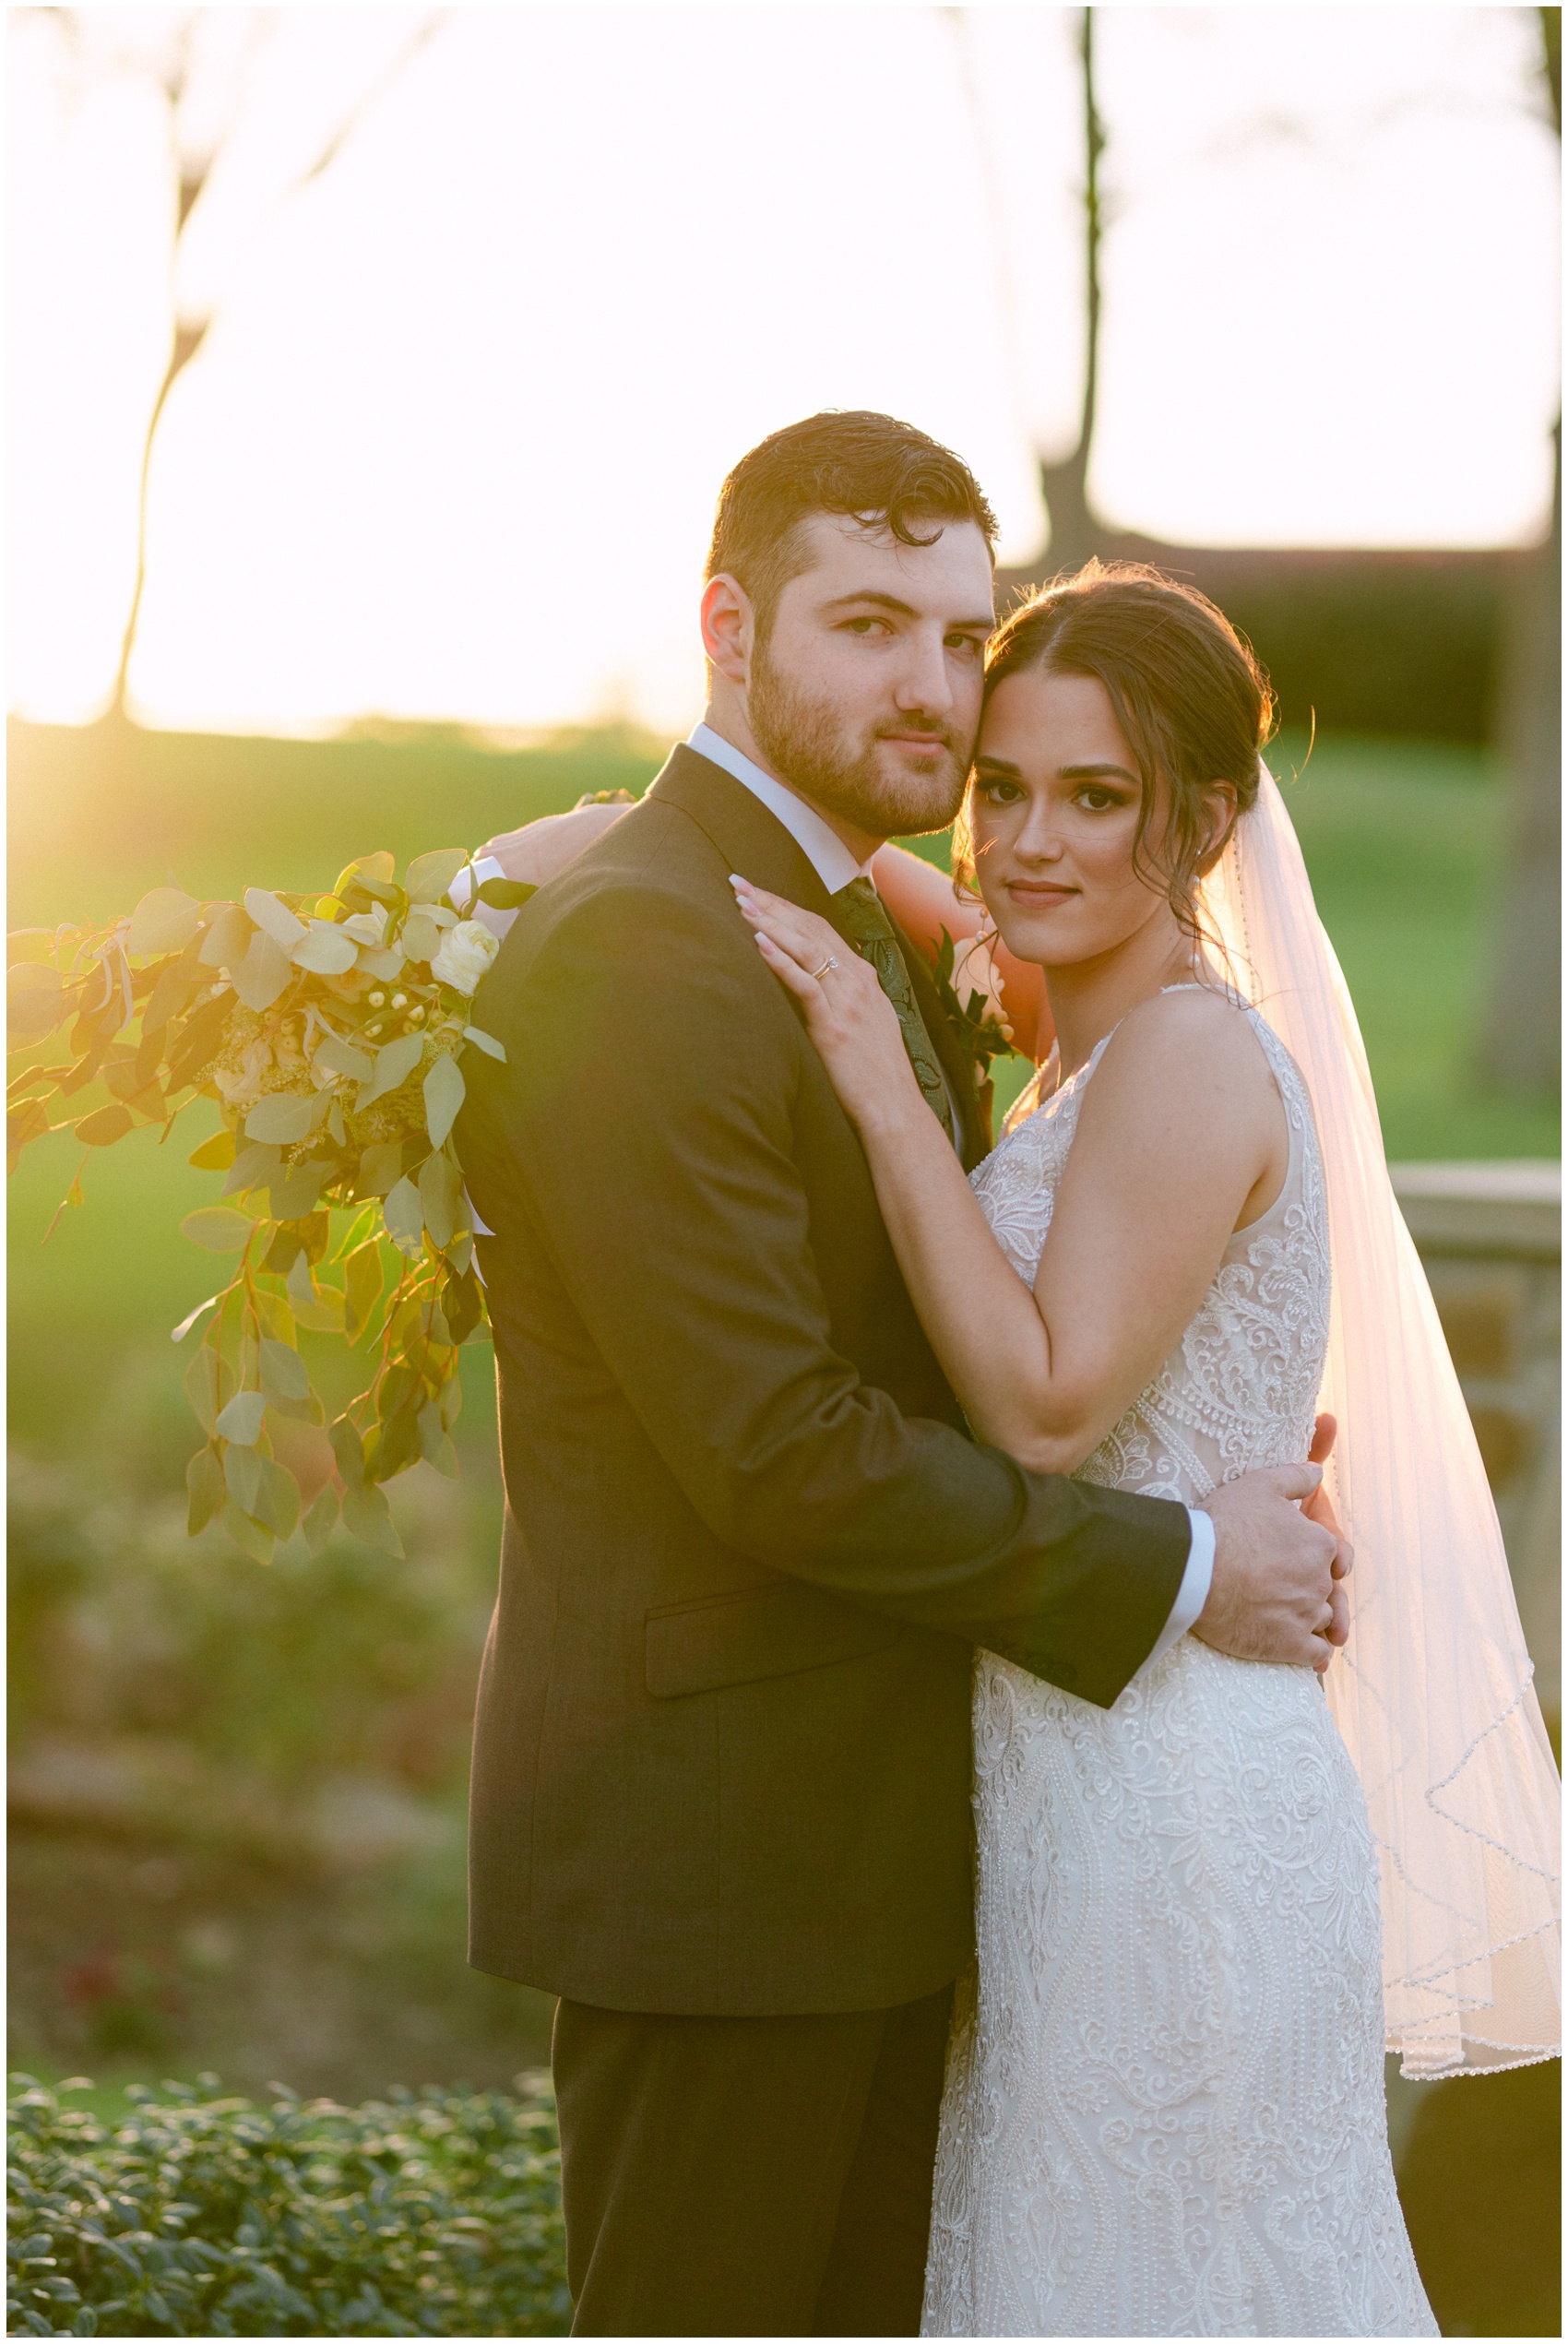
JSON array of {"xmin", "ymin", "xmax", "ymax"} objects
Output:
[{"xmin": 457, "ymin": 411, "xmax": 1348, "ymax": 2338}]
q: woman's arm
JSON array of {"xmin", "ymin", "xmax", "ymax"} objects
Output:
[
  {"xmin": 870, "ymin": 842, "xmax": 1051, "ymax": 1064},
  {"xmin": 733, "ymin": 881, "xmax": 1284, "ymax": 1474},
  {"xmin": 479, "ymin": 800, "xmax": 631, "ymax": 887}
]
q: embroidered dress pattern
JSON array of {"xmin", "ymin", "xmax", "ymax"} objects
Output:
[{"xmin": 921, "ymin": 994, "xmax": 1436, "ymax": 2338}]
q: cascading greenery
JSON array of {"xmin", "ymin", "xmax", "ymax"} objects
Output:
[{"xmin": 6, "ymin": 850, "xmax": 531, "ymax": 1566}]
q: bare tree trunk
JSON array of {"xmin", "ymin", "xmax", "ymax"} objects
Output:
[
  {"xmin": 1038, "ymin": 5, "xmax": 1106, "ymax": 573},
  {"xmin": 1475, "ymin": 7, "xmax": 1561, "ymax": 1098}
]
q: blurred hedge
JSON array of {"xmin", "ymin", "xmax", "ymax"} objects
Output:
[{"xmin": 6, "ymin": 2073, "xmax": 568, "ymax": 2337}]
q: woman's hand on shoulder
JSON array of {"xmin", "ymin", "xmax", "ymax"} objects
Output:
[
  {"xmin": 729, "ymin": 877, "xmax": 926, "ymax": 1137},
  {"xmin": 480, "ymin": 801, "xmax": 630, "ymax": 888}
]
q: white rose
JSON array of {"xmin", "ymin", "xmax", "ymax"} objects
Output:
[{"xmin": 431, "ymin": 918, "xmax": 500, "ymax": 997}]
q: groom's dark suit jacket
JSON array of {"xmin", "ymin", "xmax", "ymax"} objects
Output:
[{"xmin": 458, "ymin": 744, "xmax": 1190, "ymax": 2017}]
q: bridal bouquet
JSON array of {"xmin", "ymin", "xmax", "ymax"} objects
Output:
[{"xmin": 7, "ymin": 849, "xmax": 532, "ymax": 1565}]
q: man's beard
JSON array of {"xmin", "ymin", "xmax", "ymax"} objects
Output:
[{"xmin": 746, "ymin": 637, "xmax": 971, "ymax": 840}]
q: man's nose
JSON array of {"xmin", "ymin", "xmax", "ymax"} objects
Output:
[{"xmin": 894, "ymin": 626, "xmax": 956, "ymax": 714}]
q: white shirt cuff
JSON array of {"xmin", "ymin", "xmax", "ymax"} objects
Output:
[
  {"xmin": 1143, "ymin": 1507, "xmax": 1215, "ymax": 1671},
  {"xmin": 448, "ymin": 853, "xmax": 506, "ymax": 913}
]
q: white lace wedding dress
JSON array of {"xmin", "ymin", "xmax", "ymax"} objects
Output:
[{"xmin": 921, "ymin": 994, "xmax": 1437, "ymax": 2338}]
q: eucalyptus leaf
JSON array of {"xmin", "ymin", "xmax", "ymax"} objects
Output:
[
  {"xmin": 476, "ymin": 878, "xmax": 538, "ymax": 910},
  {"xmin": 244, "ymin": 1091, "xmax": 316, "ymax": 1145},
  {"xmin": 291, "ymin": 922, "xmax": 359, "ymax": 975},
  {"xmin": 188, "ymin": 1129, "xmax": 236, "ymax": 1172},
  {"xmin": 127, "ymin": 887, "xmax": 201, "ymax": 957},
  {"xmin": 357, "ymin": 946, "xmax": 405, "ymax": 980},
  {"xmin": 382, "ymin": 1174, "xmax": 424, "ymax": 1258},
  {"xmin": 75, "ymin": 1102, "xmax": 133, "ymax": 1146},
  {"xmin": 418, "ymin": 1146, "xmax": 464, "ymax": 1249},
  {"xmin": 258, "ymin": 1337, "xmax": 310, "ymax": 1402},
  {"xmin": 184, "ymin": 1346, "xmax": 234, "ymax": 1433},
  {"xmin": 215, "ymin": 1389, "xmax": 267, "ymax": 1446},
  {"xmin": 267, "ymin": 1159, "xmax": 327, "ymax": 1221},
  {"xmin": 423, "ymin": 1052, "xmax": 465, "ymax": 1148},
  {"xmin": 244, "ymin": 888, "xmax": 309, "ymax": 949},
  {"xmin": 220, "ymin": 1495, "xmax": 274, "ymax": 1565},
  {"xmin": 418, "ymin": 1403, "xmax": 459, "ymax": 1479},
  {"xmin": 334, "ymin": 851, "xmax": 396, "ymax": 895},
  {"xmin": 361, "ymin": 1031, "xmax": 425, "ymax": 1108},
  {"xmin": 223, "ymin": 1440, "xmax": 265, "ymax": 1513},
  {"xmin": 252, "ymin": 1287, "xmax": 294, "ymax": 1342},
  {"xmin": 301, "ymin": 1481, "xmax": 340, "ymax": 1555},
  {"xmin": 182, "ymin": 1205, "xmax": 255, "ymax": 1253},
  {"xmin": 222, "ymin": 1141, "xmax": 281, "ymax": 1198},
  {"xmin": 462, "ymin": 1024, "xmax": 506, "ymax": 1061},
  {"xmin": 230, "ymin": 929, "xmax": 294, "ymax": 1012},
  {"xmin": 340, "ymin": 1480, "xmax": 405, "ymax": 1558},
  {"xmin": 405, "ymin": 848, "xmax": 468, "ymax": 904},
  {"xmin": 314, "ymin": 1036, "xmax": 374, "ymax": 1085},
  {"xmin": 197, "ymin": 905, "xmax": 252, "ymax": 970},
  {"xmin": 345, "ymin": 1242, "xmax": 384, "ymax": 1344},
  {"xmin": 170, "ymin": 1293, "xmax": 220, "ymax": 1343},
  {"xmin": 398, "ymin": 911, "xmax": 441, "ymax": 965},
  {"xmin": 356, "ymin": 1140, "xmax": 405, "ymax": 1196},
  {"xmin": 142, "ymin": 966, "xmax": 195, "ymax": 1042},
  {"xmin": 328, "ymin": 1413, "xmax": 365, "ymax": 1489},
  {"xmin": 253, "ymin": 1454, "xmax": 302, "ymax": 1541},
  {"xmin": 185, "ymin": 1446, "xmax": 225, "ymax": 1536}
]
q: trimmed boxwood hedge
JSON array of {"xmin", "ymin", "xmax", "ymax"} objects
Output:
[{"xmin": 6, "ymin": 2073, "xmax": 570, "ymax": 2337}]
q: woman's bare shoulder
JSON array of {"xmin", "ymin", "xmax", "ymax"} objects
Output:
[{"xmin": 1093, "ymin": 983, "xmax": 1277, "ymax": 1113}]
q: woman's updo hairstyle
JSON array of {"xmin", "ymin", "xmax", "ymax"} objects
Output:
[{"xmin": 957, "ymin": 561, "xmax": 1276, "ymax": 942}]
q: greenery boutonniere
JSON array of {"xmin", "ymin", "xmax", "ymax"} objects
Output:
[{"xmin": 932, "ymin": 924, "xmax": 1016, "ymax": 1095}]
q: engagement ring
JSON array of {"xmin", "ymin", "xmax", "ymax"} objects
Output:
[{"xmin": 811, "ymin": 955, "xmax": 840, "ymax": 981}]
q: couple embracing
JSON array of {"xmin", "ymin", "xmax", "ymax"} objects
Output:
[{"xmin": 455, "ymin": 411, "xmax": 1559, "ymax": 2338}]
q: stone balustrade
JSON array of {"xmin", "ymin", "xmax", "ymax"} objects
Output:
[{"xmin": 1392, "ymin": 1160, "xmax": 1561, "ymax": 1717}]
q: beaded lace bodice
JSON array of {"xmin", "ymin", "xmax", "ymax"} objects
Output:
[{"xmin": 921, "ymin": 994, "xmax": 1436, "ymax": 2338}]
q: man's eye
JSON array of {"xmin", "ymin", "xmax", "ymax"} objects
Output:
[
  {"xmin": 843, "ymin": 617, "xmax": 891, "ymax": 637},
  {"xmin": 946, "ymin": 634, "xmax": 984, "ymax": 657}
]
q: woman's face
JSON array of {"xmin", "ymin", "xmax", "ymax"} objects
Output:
[{"xmin": 970, "ymin": 666, "xmax": 1188, "ymax": 972}]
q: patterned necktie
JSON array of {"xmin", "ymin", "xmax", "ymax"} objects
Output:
[{"xmin": 830, "ymin": 876, "xmax": 956, "ymax": 1145}]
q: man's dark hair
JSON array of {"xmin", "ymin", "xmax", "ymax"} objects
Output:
[{"xmin": 706, "ymin": 410, "xmax": 999, "ymax": 635}]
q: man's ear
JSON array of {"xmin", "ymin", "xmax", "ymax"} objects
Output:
[{"xmin": 701, "ymin": 573, "xmax": 754, "ymax": 685}]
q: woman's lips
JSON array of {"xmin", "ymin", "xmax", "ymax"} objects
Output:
[{"xmin": 1006, "ymin": 879, "xmax": 1078, "ymax": 907}]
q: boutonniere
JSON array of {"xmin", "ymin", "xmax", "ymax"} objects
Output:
[{"xmin": 932, "ymin": 922, "xmax": 1016, "ymax": 1091}]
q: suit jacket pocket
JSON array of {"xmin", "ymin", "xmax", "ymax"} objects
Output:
[{"xmin": 646, "ymin": 1580, "xmax": 900, "ymax": 1698}]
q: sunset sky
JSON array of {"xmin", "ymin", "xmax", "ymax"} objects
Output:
[{"xmin": 8, "ymin": 5, "xmax": 1560, "ymax": 736}]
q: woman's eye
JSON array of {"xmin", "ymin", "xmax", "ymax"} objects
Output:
[
  {"xmin": 979, "ymin": 779, "xmax": 1024, "ymax": 805},
  {"xmin": 1075, "ymin": 786, "xmax": 1123, "ymax": 812}
]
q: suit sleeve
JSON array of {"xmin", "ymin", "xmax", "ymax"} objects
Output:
[{"xmin": 464, "ymin": 875, "xmax": 1189, "ymax": 1707}]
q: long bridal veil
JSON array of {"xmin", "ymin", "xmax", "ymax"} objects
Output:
[{"xmin": 1199, "ymin": 767, "xmax": 1561, "ymax": 2077}]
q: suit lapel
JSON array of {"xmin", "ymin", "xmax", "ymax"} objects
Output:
[
  {"xmin": 647, "ymin": 744, "xmax": 837, "ymax": 921},
  {"xmin": 647, "ymin": 743, "xmax": 992, "ymax": 1168}
]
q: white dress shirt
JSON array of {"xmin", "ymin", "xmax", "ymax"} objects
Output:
[{"xmin": 687, "ymin": 720, "xmax": 1215, "ymax": 1663}]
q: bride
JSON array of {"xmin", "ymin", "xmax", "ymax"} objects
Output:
[
  {"xmin": 478, "ymin": 560, "xmax": 1559, "ymax": 2337},
  {"xmin": 729, "ymin": 565, "xmax": 1560, "ymax": 2338}
]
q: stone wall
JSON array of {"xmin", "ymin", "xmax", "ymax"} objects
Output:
[{"xmin": 1392, "ymin": 1160, "xmax": 1561, "ymax": 1716}]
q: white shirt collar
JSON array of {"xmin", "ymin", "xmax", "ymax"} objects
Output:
[{"xmin": 686, "ymin": 721, "xmax": 870, "ymax": 897}]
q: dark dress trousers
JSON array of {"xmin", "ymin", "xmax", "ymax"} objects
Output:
[{"xmin": 457, "ymin": 744, "xmax": 1191, "ymax": 2332}]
